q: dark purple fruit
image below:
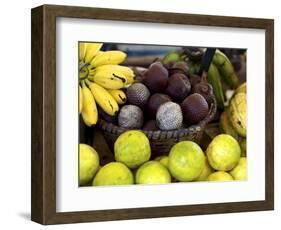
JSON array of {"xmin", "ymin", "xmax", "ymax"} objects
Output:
[
  {"xmin": 126, "ymin": 83, "xmax": 150, "ymax": 108},
  {"xmin": 169, "ymin": 61, "xmax": 189, "ymax": 76},
  {"xmin": 181, "ymin": 93, "xmax": 209, "ymax": 125},
  {"xmin": 143, "ymin": 62, "xmax": 169, "ymax": 92},
  {"xmin": 165, "ymin": 73, "xmax": 191, "ymax": 102},
  {"xmin": 142, "ymin": 120, "xmax": 159, "ymax": 131},
  {"xmin": 146, "ymin": 93, "xmax": 171, "ymax": 119},
  {"xmin": 192, "ymin": 82, "xmax": 213, "ymax": 105}
]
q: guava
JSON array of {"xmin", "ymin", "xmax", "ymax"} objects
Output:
[
  {"xmin": 168, "ymin": 141, "xmax": 205, "ymax": 182},
  {"xmin": 206, "ymin": 134, "xmax": 241, "ymax": 171},
  {"xmin": 93, "ymin": 162, "xmax": 134, "ymax": 186},
  {"xmin": 207, "ymin": 171, "xmax": 233, "ymax": 181},
  {"xmin": 136, "ymin": 161, "xmax": 171, "ymax": 184},
  {"xmin": 114, "ymin": 130, "xmax": 151, "ymax": 169},
  {"xmin": 79, "ymin": 144, "xmax": 100, "ymax": 186},
  {"xmin": 230, "ymin": 157, "xmax": 247, "ymax": 180},
  {"xmin": 155, "ymin": 155, "xmax": 169, "ymax": 169},
  {"xmin": 195, "ymin": 156, "xmax": 214, "ymax": 181}
]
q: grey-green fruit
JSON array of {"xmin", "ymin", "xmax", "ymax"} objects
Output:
[
  {"xmin": 136, "ymin": 161, "xmax": 171, "ymax": 184},
  {"xmin": 93, "ymin": 162, "xmax": 134, "ymax": 186},
  {"xmin": 126, "ymin": 83, "xmax": 150, "ymax": 108},
  {"xmin": 156, "ymin": 102, "xmax": 183, "ymax": 130},
  {"xmin": 118, "ymin": 105, "xmax": 143, "ymax": 129}
]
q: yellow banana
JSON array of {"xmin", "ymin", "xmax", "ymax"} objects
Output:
[
  {"xmin": 89, "ymin": 51, "xmax": 126, "ymax": 68},
  {"xmin": 93, "ymin": 65, "xmax": 135, "ymax": 85},
  {"xmin": 89, "ymin": 69, "xmax": 127, "ymax": 90},
  {"xmin": 84, "ymin": 43, "xmax": 103, "ymax": 64},
  {"xmin": 107, "ymin": 89, "xmax": 127, "ymax": 105},
  {"xmin": 79, "ymin": 43, "xmax": 87, "ymax": 62},
  {"xmin": 81, "ymin": 81, "xmax": 98, "ymax": 126},
  {"xmin": 86, "ymin": 80, "xmax": 119, "ymax": 116},
  {"xmin": 79, "ymin": 85, "xmax": 83, "ymax": 113}
]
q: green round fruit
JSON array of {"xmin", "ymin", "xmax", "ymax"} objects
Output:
[
  {"xmin": 79, "ymin": 144, "xmax": 100, "ymax": 185},
  {"xmin": 195, "ymin": 156, "xmax": 214, "ymax": 181},
  {"xmin": 206, "ymin": 134, "xmax": 241, "ymax": 171},
  {"xmin": 136, "ymin": 161, "xmax": 171, "ymax": 184},
  {"xmin": 168, "ymin": 141, "xmax": 205, "ymax": 182},
  {"xmin": 155, "ymin": 155, "xmax": 169, "ymax": 168},
  {"xmin": 114, "ymin": 130, "xmax": 151, "ymax": 169},
  {"xmin": 93, "ymin": 162, "xmax": 134, "ymax": 186},
  {"xmin": 207, "ymin": 171, "xmax": 234, "ymax": 181},
  {"xmin": 230, "ymin": 157, "xmax": 247, "ymax": 180}
]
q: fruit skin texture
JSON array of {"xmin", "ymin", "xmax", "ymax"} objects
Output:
[
  {"xmin": 207, "ymin": 171, "xmax": 234, "ymax": 181},
  {"xmin": 143, "ymin": 62, "xmax": 169, "ymax": 93},
  {"xmin": 79, "ymin": 144, "xmax": 100, "ymax": 185},
  {"xmin": 146, "ymin": 93, "xmax": 171, "ymax": 119},
  {"xmin": 93, "ymin": 162, "xmax": 133, "ymax": 186},
  {"xmin": 81, "ymin": 81, "xmax": 98, "ymax": 126},
  {"xmin": 228, "ymin": 93, "xmax": 247, "ymax": 137},
  {"xmin": 165, "ymin": 73, "xmax": 191, "ymax": 102},
  {"xmin": 206, "ymin": 134, "xmax": 241, "ymax": 171},
  {"xmin": 168, "ymin": 141, "xmax": 205, "ymax": 182},
  {"xmin": 118, "ymin": 105, "xmax": 143, "ymax": 129},
  {"xmin": 195, "ymin": 156, "xmax": 214, "ymax": 181},
  {"xmin": 181, "ymin": 93, "xmax": 209, "ymax": 125},
  {"xmin": 230, "ymin": 157, "xmax": 247, "ymax": 180},
  {"xmin": 156, "ymin": 102, "xmax": 183, "ymax": 130},
  {"xmin": 126, "ymin": 83, "xmax": 150, "ymax": 108},
  {"xmin": 114, "ymin": 130, "xmax": 151, "ymax": 169},
  {"xmin": 136, "ymin": 161, "xmax": 171, "ymax": 184},
  {"xmin": 87, "ymin": 81, "xmax": 119, "ymax": 116}
]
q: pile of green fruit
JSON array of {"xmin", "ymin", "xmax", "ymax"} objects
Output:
[
  {"xmin": 80, "ymin": 130, "xmax": 247, "ymax": 186},
  {"xmin": 101, "ymin": 61, "xmax": 214, "ymax": 132}
]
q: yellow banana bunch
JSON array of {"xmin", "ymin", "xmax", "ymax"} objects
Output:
[
  {"xmin": 78, "ymin": 42, "xmax": 134, "ymax": 125},
  {"xmin": 79, "ymin": 85, "xmax": 83, "ymax": 113},
  {"xmin": 88, "ymin": 69, "xmax": 127, "ymax": 90},
  {"xmin": 86, "ymin": 80, "xmax": 119, "ymax": 116},
  {"xmin": 93, "ymin": 65, "xmax": 135, "ymax": 85},
  {"xmin": 107, "ymin": 89, "xmax": 127, "ymax": 105},
  {"xmin": 80, "ymin": 81, "xmax": 98, "ymax": 126},
  {"xmin": 89, "ymin": 51, "xmax": 126, "ymax": 68}
]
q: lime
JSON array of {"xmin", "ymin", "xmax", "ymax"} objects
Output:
[
  {"xmin": 206, "ymin": 134, "xmax": 241, "ymax": 171},
  {"xmin": 195, "ymin": 156, "xmax": 214, "ymax": 181},
  {"xmin": 136, "ymin": 161, "xmax": 171, "ymax": 184},
  {"xmin": 207, "ymin": 171, "xmax": 233, "ymax": 181},
  {"xmin": 155, "ymin": 155, "xmax": 169, "ymax": 168},
  {"xmin": 114, "ymin": 130, "xmax": 151, "ymax": 169},
  {"xmin": 79, "ymin": 144, "xmax": 100, "ymax": 185},
  {"xmin": 168, "ymin": 141, "xmax": 205, "ymax": 182},
  {"xmin": 230, "ymin": 157, "xmax": 247, "ymax": 180},
  {"xmin": 93, "ymin": 162, "xmax": 134, "ymax": 186}
]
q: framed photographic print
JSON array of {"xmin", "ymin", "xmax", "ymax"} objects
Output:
[{"xmin": 31, "ymin": 4, "xmax": 274, "ymax": 225}]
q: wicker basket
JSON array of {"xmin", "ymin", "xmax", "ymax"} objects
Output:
[{"xmin": 98, "ymin": 95, "xmax": 217, "ymax": 156}]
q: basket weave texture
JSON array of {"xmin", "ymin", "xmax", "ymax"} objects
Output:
[{"xmin": 98, "ymin": 95, "xmax": 217, "ymax": 156}]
